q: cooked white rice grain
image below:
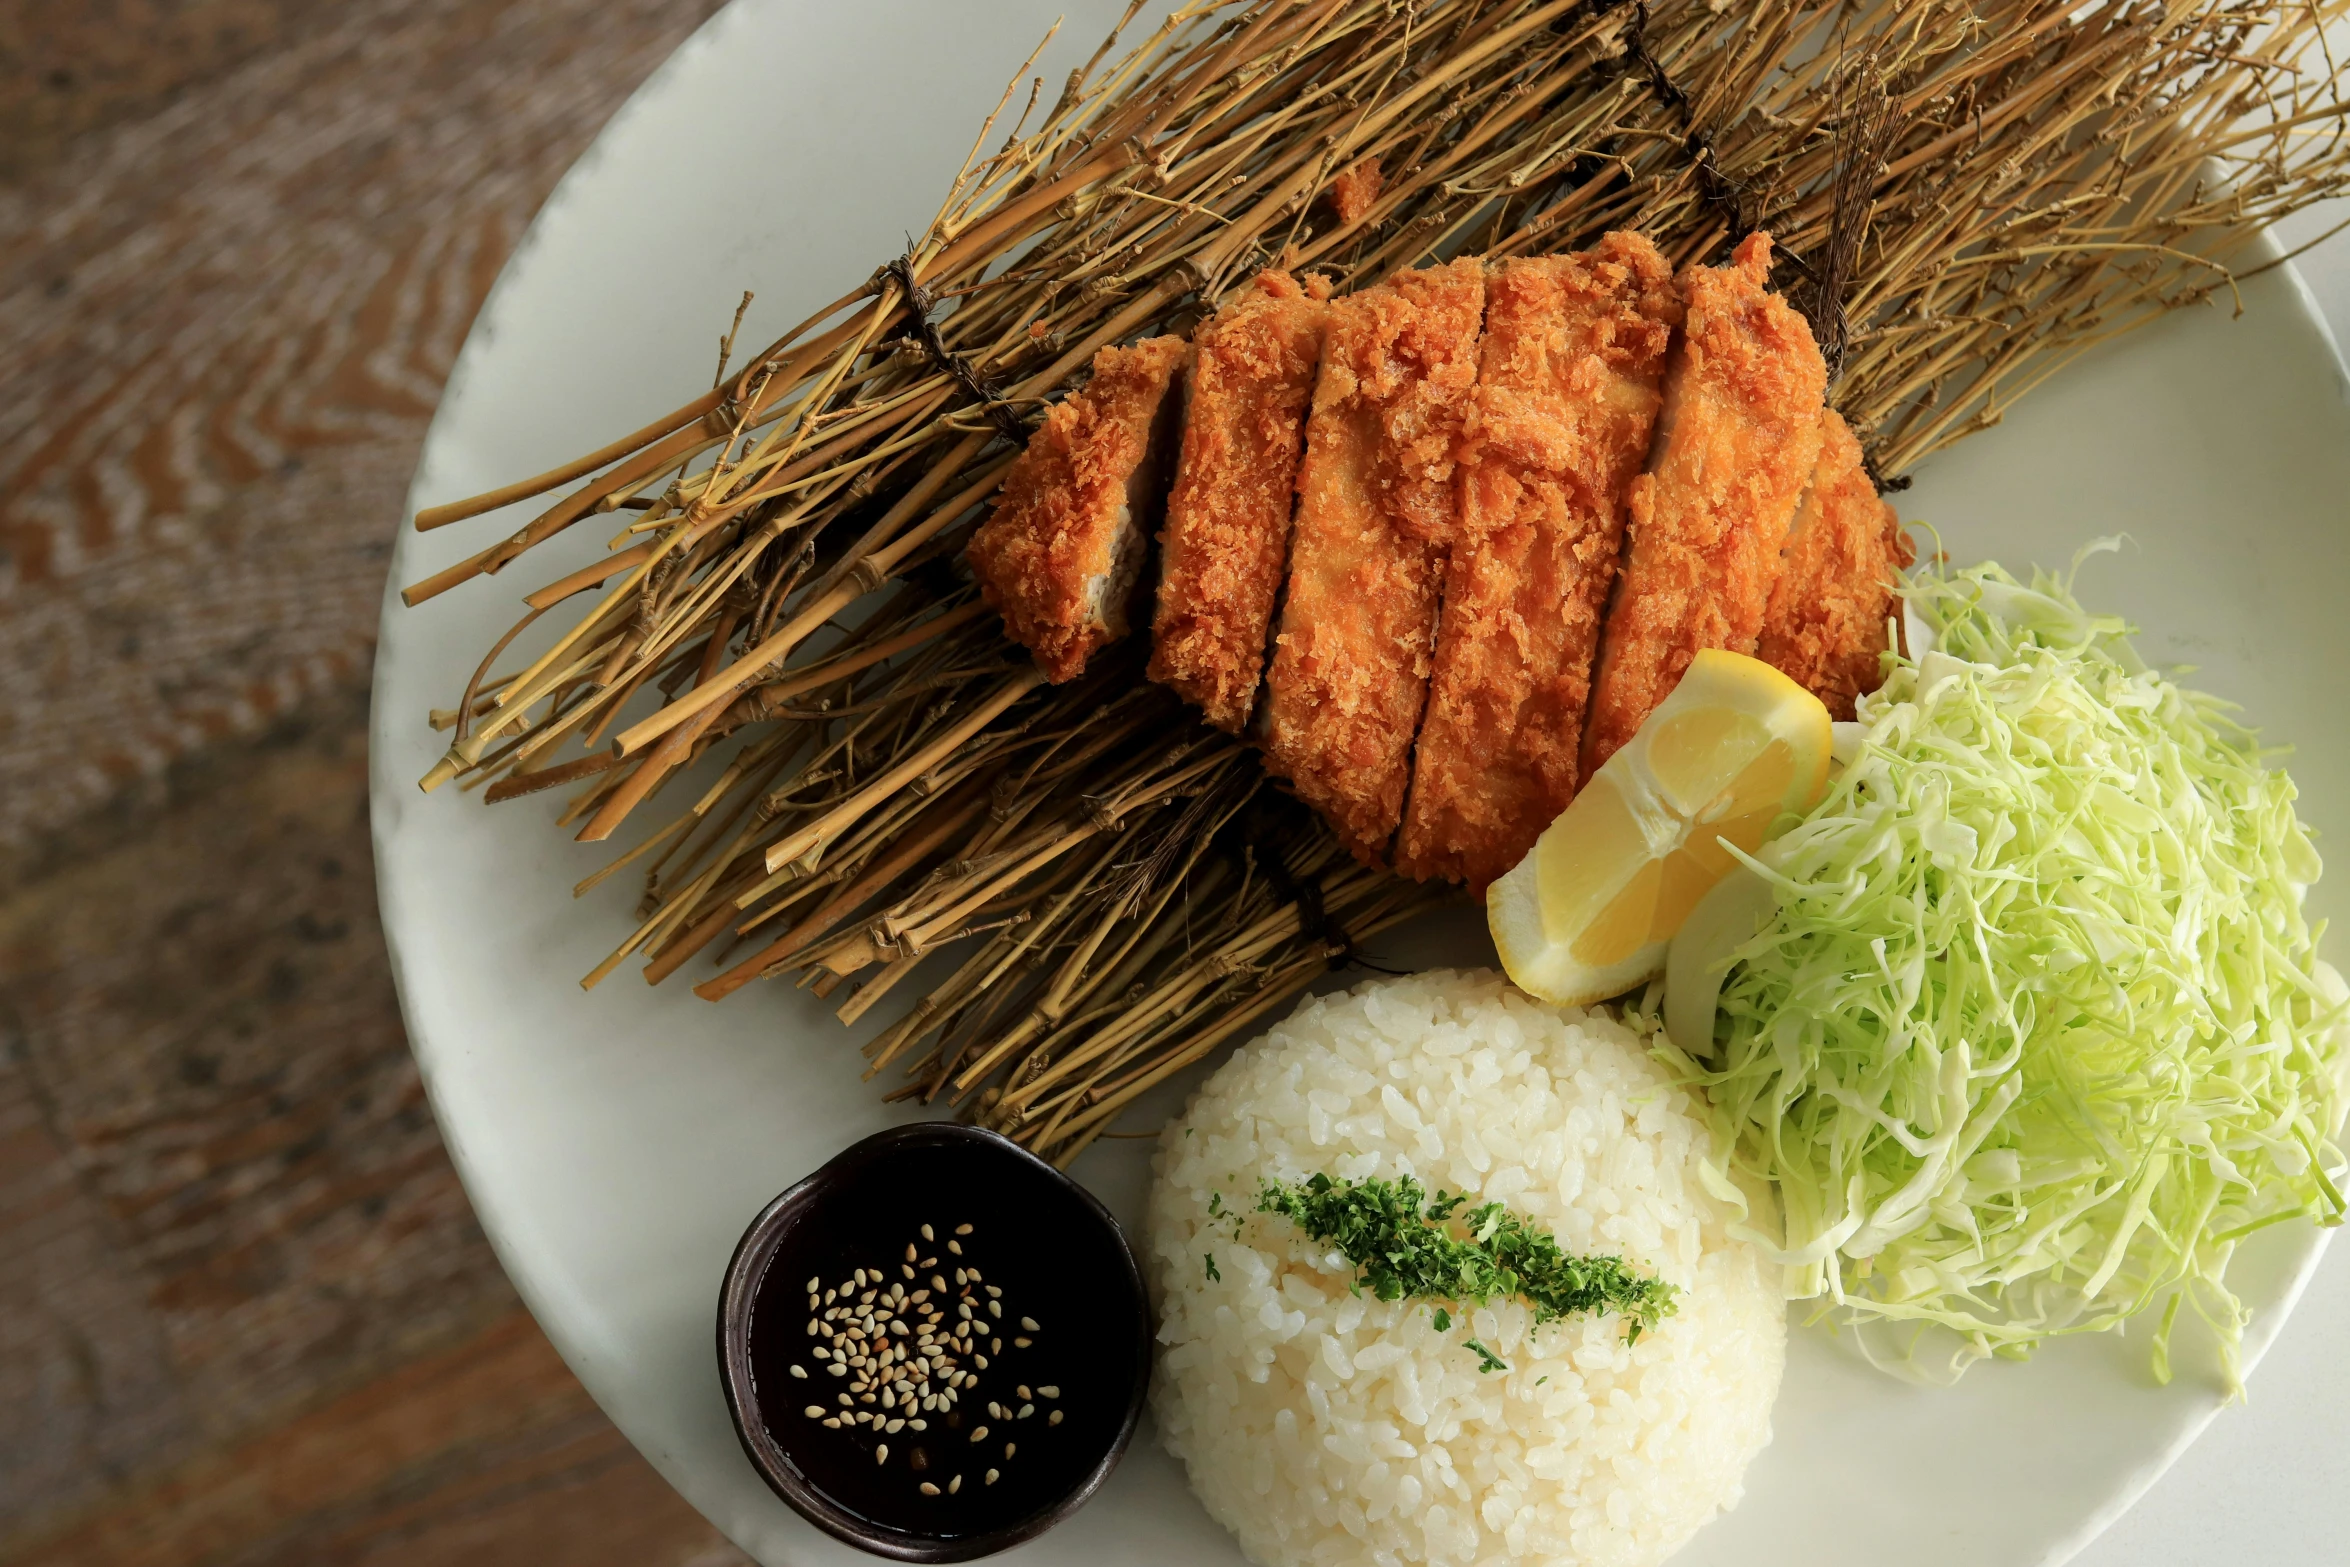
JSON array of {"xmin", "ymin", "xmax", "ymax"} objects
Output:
[{"xmin": 1148, "ymin": 970, "xmax": 1782, "ymax": 1567}]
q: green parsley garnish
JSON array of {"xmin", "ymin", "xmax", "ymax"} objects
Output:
[
  {"xmin": 1255, "ymin": 1173, "xmax": 1678, "ymax": 1362},
  {"xmin": 1204, "ymin": 1253, "xmax": 1221, "ymax": 1281}
]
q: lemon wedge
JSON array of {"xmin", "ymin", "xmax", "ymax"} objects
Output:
[{"xmin": 1489, "ymin": 649, "xmax": 1830, "ymax": 1006}]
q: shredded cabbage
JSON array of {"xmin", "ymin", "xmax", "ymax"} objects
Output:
[{"xmin": 1665, "ymin": 544, "xmax": 2348, "ymax": 1385}]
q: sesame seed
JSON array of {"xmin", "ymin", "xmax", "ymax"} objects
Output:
[
  {"xmin": 948, "ymin": 1240, "xmax": 963, "ymax": 1255},
  {"xmin": 1013, "ymin": 1337, "xmax": 1032, "ymax": 1349},
  {"xmin": 956, "ymin": 1224, "xmax": 973, "ymax": 1235},
  {"xmin": 902, "ymin": 1265, "xmax": 915, "ymax": 1280},
  {"xmin": 1020, "ymin": 1316, "xmax": 1039, "ymax": 1331},
  {"xmin": 971, "ymin": 1426, "xmax": 990, "ymax": 1443},
  {"xmin": 931, "ymin": 1274, "xmax": 947, "ymax": 1292},
  {"xmin": 839, "ymin": 1394, "xmax": 853, "ymax": 1407},
  {"xmin": 1038, "ymin": 1386, "xmax": 1058, "ymax": 1398},
  {"xmin": 825, "ymin": 1288, "xmax": 837, "ymax": 1304},
  {"xmin": 806, "ymin": 1275, "xmax": 820, "ymax": 1292},
  {"xmin": 909, "ymin": 1419, "xmax": 927, "ymax": 1431},
  {"xmin": 954, "ymin": 1268, "xmax": 968, "ymax": 1285},
  {"xmin": 886, "ymin": 1419, "xmax": 905, "ymax": 1433},
  {"xmin": 876, "ymin": 1444, "xmax": 889, "ymax": 1465},
  {"xmin": 905, "ymin": 1243, "xmax": 917, "ymax": 1262},
  {"xmin": 1019, "ymin": 1404, "xmax": 1034, "ymax": 1419},
  {"xmin": 1005, "ymin": 1442, "xmax": 1017, "ymax": 1458},
  {"xmin": 824, "ymin": 1419, "xmax": 842, "ymax": 1429},
  {"xmin": 974, "ymin": 1354, "xmax": 990, "ymax": 1369},
  {"xmin": 790, "ymin": 1365, "xmax": 808, "ymax": 1379},
  {"xmin": 989, "ymin": 1301, "xmax": 1003, "ymax": 1319},
  {"xmin": 1048, "ymin": 1410, "xmax": 1063, "ymax": 1426},
  {"xmin": 829, "ymin": 1364, "xmax": 847, "ymax": 1377},
  {"xmin": 919, "ymin": 1482, "xmax": 939, "ymax": 1496},
  {"xmin": 988, "ymin": 1401, "xmax": 1004, "ymax": 1419},
  {"xmin": 921, "ymin": 1224, "xmax": 934, "ymax": 1242},
  {"xmin": 804, "ymin": 1405, "xmax": 824, "ymax": 1418},
  {"xmin": 985, "ymin": 1468, "xmax": 999, "ymax": 1485},
  {"xmin": 993, "ymin": 1339, "xmax": 1004, "ymax": 1354},
  {"xmin": 966, "ymin": 1268, "xmax": 983, "ymax": 1281},
  {"xmin": 806, "ymin": 1322, "xmax": 819, "ymax": 1337},
  {"xmin": 949, "ymin": 1473, "xmax": 963, "ymax": 1494},
  {"xmin": 984, "ymin": 1285, "xmax": 1002, "ymax": 1298},
  {"xmin": 853, "ymin": 1269, "xmax": 867, "ymax": 1288}
]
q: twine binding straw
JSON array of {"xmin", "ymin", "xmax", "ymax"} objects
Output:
[{"xmin": 402, "ymin": 0, "xmax": 2350, "ymax": 1163}]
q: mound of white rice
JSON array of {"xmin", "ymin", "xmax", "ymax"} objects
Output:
[{"xmin": 1147, "ymin": 970, "xmax": 1783, "ymax": 1567}]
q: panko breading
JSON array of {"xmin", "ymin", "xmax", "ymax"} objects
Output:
[
  {"xmin": 1397, "ymin": 234, "xmax": 1680, "ymax": 891},
  {"xmin": 1257, "ymin": 257, "xmax": 1486, "ymax": 862},
  {"xmin": 967, "ymin": 334, "xmax": 1190, "ymax": 683},
  {"xmin": 1756, "ymin": 408, "xmax": 1915, "ymax": 718},
  {"xmin": 1580, "ymin": 232, "xmax": 1826, "ymax": 777},
  {"xmin": 1148, "ymin": 272, "xmax": 1331, "ymax": 731}
]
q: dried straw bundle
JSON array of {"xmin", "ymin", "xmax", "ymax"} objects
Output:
[{"xmin": 405, "ymin": 0, "xmax": 2350, "ymax": 1163}]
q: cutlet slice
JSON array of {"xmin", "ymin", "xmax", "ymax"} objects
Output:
[
  {"xmin": 1397, "ymin": 234, "xmax": 1681, "ymax": 891},
  {"xmin": 967, "ymin": 334, "xmax": 1190, "ymax": 683},
  {"xmin": 1148, "ymin": 271, "xmax": 1331, "ymax": 731},
  {"xmin": 1757, "ymin": 408, "xmax": 1916, "ymax": 719},
  {"xmin": 1257, "ymin": 256, "xmax": 1486, "ymax": 862},
  {"xmin": 1580, "ymin": 232, "xmax": 1826, "ymax": 777}
]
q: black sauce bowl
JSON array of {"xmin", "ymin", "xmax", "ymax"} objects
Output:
[{"xmin": 717, "ymin": 1123, "xmax": 1151, "ymax": 1562}]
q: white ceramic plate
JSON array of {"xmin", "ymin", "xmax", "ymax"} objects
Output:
[{"xmin": 370, "ymin": 4, "xmax": 2350, "ymax": 1564}]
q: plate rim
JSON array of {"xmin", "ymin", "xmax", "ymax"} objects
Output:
[{"xmin": 366, "ymin": 4, "xmax": 2350, "ymax": 1563}]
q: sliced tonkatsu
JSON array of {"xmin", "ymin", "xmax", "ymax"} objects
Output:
[
  {"xmin": 962, "ymin": 230, "xmax": 1886, "ymax": 883},
  {"xmin": 1148, "ymin": 271, "xmax": 1331, "ymax": 732},
  {"xmin": 968, "ymin": 334, "xmax": 1191, "ymax": 682},
  {"xmin": 1579, "ymin": 232, "xmax": 1828, "ymax": 778},
  {"xmin": 1255, "ymin": 255, "xmax": 1486, "ymax": 863},
  {"xmin": 1397, "ymin": 233, "xmax": 1681, "ymax": 891},
  {"xmin": 1756, "ymin": 408, "xmax": 1915, "ymax": 719}
]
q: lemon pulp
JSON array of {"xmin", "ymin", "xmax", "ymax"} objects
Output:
[{"xmin": 1490, "ymin": 650, "xmax": 1830, "ymax": 1006}]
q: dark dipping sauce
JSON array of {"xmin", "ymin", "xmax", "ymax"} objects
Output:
[{"xmin": 719, "ymin": 1124, "xmax": 1149, "ymax": 1561}]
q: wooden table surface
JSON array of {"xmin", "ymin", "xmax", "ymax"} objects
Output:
[
  {"xmin": 0, "ymin": 3, "xmax": 751, "ymax": 1561},
  {"xmin": 7, "ymin": 5, "xmax": 2346, "ymax": 1565}
]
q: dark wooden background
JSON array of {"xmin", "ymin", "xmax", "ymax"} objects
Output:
[{"xmin": 0, "ymin": 2, "xmax": 759, "ymax": 1561}]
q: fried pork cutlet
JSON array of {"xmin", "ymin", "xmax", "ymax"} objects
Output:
[
  {"xmin": 1257, "ymin": 256, "xmax": 1486, "ymax": 862},
  {"xmin": 1396, "ymin": 234, "xmax": 1681, "ymax": 891},
  {"xmin": 1580, "ymin": 232, "xmax": 1827, "ymax": 777},
  {"xmin": 966, "ymin": 334, "xmax": 1190, "ymax": 683},
  {"xmin": 1148, "ymin": 271, "xmax": 1331, "ymax": 731},
  {"xmin": 1756, "ymin": 408, "xmax": 1916, "ymax": 719}
]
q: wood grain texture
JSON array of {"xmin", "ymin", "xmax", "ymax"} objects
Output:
[
  {"xmin": 0, "ymin": 690, "xmax": 748, "ymax": 1565},
  {"xmin": 0, "ymin": 0, "xmax": 725, "ymax": 851},
  {"xmin": 3, "ymin": 1308, "xmax": 747, "ymax": 1567},
  {"xmin": 0, "ymin": 2, "xmax": 751, "ymax": 1561}
]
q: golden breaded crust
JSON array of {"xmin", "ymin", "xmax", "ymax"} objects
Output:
[
  {"xmin": 1258, "ymin": 257, "xmax": 1485, "ymax": 863},
  {"xmin": 1398, "ymin": 233, "xmax": 1680, "ymax": 890},
  {"xmin": 1148, "ymin": 272, "xmax": 1330, "ymax": 731},
  {"xmin": 1580, "ymin": 232, "xmax": 1826, "ymax": 777},
  {"xmin": 966, "ymin": 334, "xmax": 1190, "ymax": 683},
  {"xmin": 1756, "ymin": 409, "xmax": 1915, "ymax": 719}
]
